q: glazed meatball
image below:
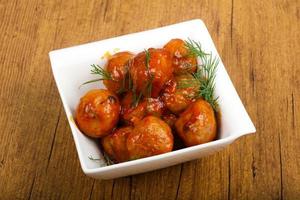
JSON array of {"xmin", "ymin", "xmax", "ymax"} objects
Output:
[
  {"xmin": 162, "ymin": 73, "xmax": 199, "ymax": 114},
  {"xmin": 144, "ymin": 97, "xmax": 165, "ymax": 117},
  {"xmin": 127, "ymin": 116, "xmax": 173, "ymax": 160},
  {"xmin": 120, "ymin": 92, "xmax": 165, "ymax": 125},
  {"xmin": 103, "ymin": 51, "xmax": 134, "ymax": 94},
  {"xmin": 75, "ymin": 89, "xmax": 120, "ymax": 138},
  {"xmin": 175, "ymin": 99, "xmax": 217, "ymax": 146},
  {"xmin": 120, "ymin": 92, "xmax": 147, "ymax": 125},
  {"xmin": 101, "ymin": 126, "xmax": 133, "ymax": 163},
  {"xmin": 130, "ymin": 48, "xmax": 173, "ymax": 97},
  {"xmin": 164, "ymin": 39, "xmax": 197, "ymax": 74},
  {"xmin": 162, "ymin": 112, "xmax": 177, "ymax": 128}
]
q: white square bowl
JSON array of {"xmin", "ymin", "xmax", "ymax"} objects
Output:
[{"xmin": 49, "ymin": 19, "xmax": 256, "ymax": 180}]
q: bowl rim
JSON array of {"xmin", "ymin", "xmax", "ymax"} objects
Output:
[
  {"xmin": 49, "ymin": 18, "xmax": 256, "ymax": 177},
  {"xmin": 82, "ymin": 132, "xmax": 255, "ymax": 174}
]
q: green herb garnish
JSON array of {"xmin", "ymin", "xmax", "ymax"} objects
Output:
[
  {"xmin": 116, "ymin": 76, "xmax": 127, "ymax": 94},
  {"xmin": 131, "ymin": 86, "xmax": 143, "ymax": 107},
  {"xmin": 130, "ymin": 49, "xmax": 154, "ymax": 107},
  {"xmin": 182, "ymin": 39, "xmax": 219, "ymax": 111},
  {"xmin": 116, "ymin": 61, "xmax": 131, "ymax": 94},
  {"xmin": 185, "ymin": 38, "xmax": 208, "ymax": 58},
  {"xmin": 88, "ymin": 156, "xmax": 101, "ymax": 161},
  {"xmin": 88, "ymin": 154, "xmax": 114, "ymax": 166},
  {"xmin": 81, "ymin": 64, "xmax": 112, "ymax": 86},
  {"xmin": 194, "ymin": 54, "xmax": 219, "ymax": 110},
  {"xmin": 144, "ymin": 49, "xmax": 153, "ymax": 99},
  {"xmin": 145, "ymin": 49, "xmax": 151, "ymax": 69},
  {"xmin": 90, "ymin": 64, "xmax": 111, "ymax": 79}
]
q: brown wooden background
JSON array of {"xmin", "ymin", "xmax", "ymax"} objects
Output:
[{"xmin": 0, "ymin": 0, "xmax": 299, "ymax": 199}]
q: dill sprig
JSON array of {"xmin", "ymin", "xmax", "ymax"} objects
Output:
[
  {"xmin": 116, "ymin": 76, "xmax": 127, "ymax": 94},
  {"xmin": 145, "ymin": 49, "xmax": 151, "ymax": 69},
  {"xmin": 131, "ymin": 86, "xmax": 143, "ymax": 107},
  {"xmin": 130, "ymin": 49, "xmax": 153, "ymax": 107},
  {"xmin": 145, "ymin": 75, "xmax": 154, "ymax": 99},
  {"xmin": 103, "ymin": 153, "xmax": 114, "ymax": 165},
  {"xmin": 181, "ymin": 39, "xmax": 219, "ymax": 111},
  {"xmin": 88, "ymin": 154, "xmax": 114, "ymax": 166},
  {"xmin": 81, "ymin": 64, "xmax": 112, "ymax": 86},
  {"xmin": 144, "ymin": 49, "xmax": 153, "ymax": 99},
  {"xmin": 90, "ymin": 64, "xmax": 111, "ymax": 79},
  {"xmin": 194, "ymin": 54, "xmax": 219, "ymax": 110},
  {"xmin": 184, "ymin": 38, "xmax": 208, "ymax": 58},
  {"xmin": 116, "ymin": 61, "xmax": 132, "ymax": 94},
  {"xmin": 88, "ymin": 156, "xmax": 101, "ymax": 161},
  {"xmin": 128, "ymin": 70, "xmax": 133, "ymax": 90}
]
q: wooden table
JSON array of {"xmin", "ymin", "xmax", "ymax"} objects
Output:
[{"xmin": 0, "ymin": 0, "xmax": 299, "ymax": 199}]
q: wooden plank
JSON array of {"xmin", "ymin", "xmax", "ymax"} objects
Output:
[
  {"xmin": 0, "ymin": 0, "xmax": 96, "ymax": 199},
  {"xmin": 228, "ymin": 1, "xmax": 282, "ymax": 199},
  {"xmin": 228, "ymin": 1, "xmax": 300, "ymax": 199},
  {"xmin": 0, "ymin": 0, "xmax": 64, "ymax": 199},
  {"xmin": 175, "ymin": 0, "xmax": 233, "ymax": 199},
  {"xmin": 275, "ymin": 0, "xmax": 300, "ymax": 199},
  {"xmin": 28, "ymin": 0, "xmax": 104, "ymax": 199}
]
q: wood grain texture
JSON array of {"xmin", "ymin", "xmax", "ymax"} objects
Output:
[{"xmin": 0, "ymin": 0, "xmax": 299, "ymax": 199}]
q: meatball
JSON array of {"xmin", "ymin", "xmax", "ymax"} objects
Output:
[
  {"xmin": 75, "ymin": 89, "xmax": 120, "ymax": 138},
  {"xmin": 129, "ymin": 48, "xmax": 173, "ymax": 97},
  {"xmin": 163, "ymin": 39, "xmax": 197, "ymax": 74},
  {"xmin": 162, "ymin": 73, "xmax": 199, "ymax": 114},
  {"xmin": 101, "ymin": 126, "xmax": 133, "ymax": 163},
  {"xmin": 103, "ymin": 51, "xmax": 134, "ymax": 94},
  {"xmin": 144, "ymin": 97, "xmax": 165, "ymax": 117},
  {"xmin": 127, "ymin": 116, "xmax": 173, "ymax": 160},
  {"xmin": 120, "ymin": 92, "xmax": 165, "ymax": 125},
  {"xmin": 175, "ymin": 99, "xmax": 217, "ymax": 146},
  {"xmin": 162, "ymin": 112, "xmax": 177, "ymax": 128},
  {"xmin": 120, "ymin": 92, "xmax": 146, "ymax": 125}
]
